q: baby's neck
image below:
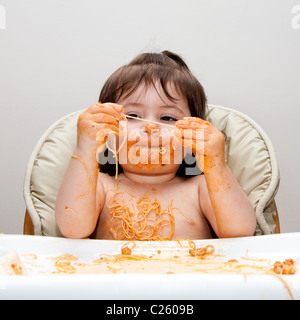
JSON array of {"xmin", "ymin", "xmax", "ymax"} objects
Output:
[{"xmin": 121, "ymin": 170, "xmax": 177, "ymax": 185}]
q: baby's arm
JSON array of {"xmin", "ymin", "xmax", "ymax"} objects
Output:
[
  {"xmin": 55, "ymin": 103, "xmax": 123, "ymax": 238},
  {"xmin": 176, "ymin": 118, "xmax": 256, "ymax": 238}
]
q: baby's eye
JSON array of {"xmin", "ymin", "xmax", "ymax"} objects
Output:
[
  {"xmin": 161, "ymin": 116, "xmax": 177, "ymax": 122},
  {"xmin": 126, "ymin": 113, "xmax": 141, "ymax": 120}
]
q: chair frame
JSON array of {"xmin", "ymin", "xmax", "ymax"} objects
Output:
[{"xmin": 24, "ymin": 210, "xmax": 35, "ymax": 235}]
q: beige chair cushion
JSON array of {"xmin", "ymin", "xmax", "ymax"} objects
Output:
[
  {"xmin": 24, "ymin": 110, "xmax": 81, "ymax": 236},
  {"xmin": 24, "ymin": 105, "xmax": 280, "ymax": 236},
  {"xmin": 206, "ymin": 105, "xmax": 280, "ymax": 235}
]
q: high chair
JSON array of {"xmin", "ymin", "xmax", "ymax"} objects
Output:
[{"xmin": 23, "ymin": 105, "xmax": 280, "ymax": 236}]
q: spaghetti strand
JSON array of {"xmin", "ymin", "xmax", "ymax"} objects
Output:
[
  {"xmin": 123, "ymin": 114, "xmax": 175, "ymax": 128},
  {"xmin": 108, "ymin": 192, "xmax": 176, "ymax": 241}
]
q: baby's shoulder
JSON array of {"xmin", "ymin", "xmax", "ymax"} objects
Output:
[
  {"xmin": 97, "ymin": 172, "xmax": 118, "ymax": 190},
  {"xmin": 172, "ymin": 174, "xmax": 206, "ymax": 195}
]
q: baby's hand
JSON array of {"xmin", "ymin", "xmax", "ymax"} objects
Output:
[
  {"xmin": 77, "ymin": 103, "xmax": 124, "ymax": 154},
  {"xmin": 175, "ymin": 117, "xmax": 226, "ymax": 173}
]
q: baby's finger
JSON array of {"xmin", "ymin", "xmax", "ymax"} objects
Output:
[
  {"xmin": 174, "ymin": 129, "xmax": 193, "ymax": 148},
  {"xmin": 96, "ymin": 125, "xmax": 119, "ymax": 141},
  {"xmin": 103, "ymin": 103, "xmax": 124, "ymax": 113},
  {"xmin": 92, "ymin": 113, "xmax": 120, "ymax": 126},
  {"xmin": 89, "ymin": 103, "xmax": 123, "ymax": 120},
  {"xmin": 182, "ymin": 117, "xmax": 211, "ymax": 126},
  {"xmin": 100, "ymin": 103, "xmax": 124, "ymax": 120},
  {"xmin": 182, "ymin": 117, "xmax": 207, "ymax": 123},
  {"xmin": 175, "ymin": 128, "xmax": 209, "ymax": 141},
  {"xmin": 86, "ymin": 104, "xmax": 101, "ymax": 114},
  {"xmin": 176, "ymin": 117, "xmax": 211, "ymax": 130}
]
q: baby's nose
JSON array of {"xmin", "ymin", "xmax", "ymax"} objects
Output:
[{"xmin": 145, "ymin": 122, "xmax": 160, "ymax": 134}]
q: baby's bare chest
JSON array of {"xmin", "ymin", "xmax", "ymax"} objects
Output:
[{"xmin": 96, "ymin": 179, "xmax": 208, "ymax": 240}]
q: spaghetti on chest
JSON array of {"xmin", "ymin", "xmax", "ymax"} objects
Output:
[{"xmin": 107, "ymin": 190, "xmax": 179, "ymax": 241}]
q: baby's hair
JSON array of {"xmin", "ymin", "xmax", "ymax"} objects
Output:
[
  {"xmin": 99, "ymin": 51, "xmax": 207, "ymax": 119},
  {"xmin": 98, "ymin": 50, "xmax": 206, "ymax": 177}
]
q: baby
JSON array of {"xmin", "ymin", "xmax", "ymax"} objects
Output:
[{"xmin": 55, "ymin": 51, "xmax": 256, "ymax": 240}]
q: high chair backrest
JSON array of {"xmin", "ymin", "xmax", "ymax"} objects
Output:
[{"xmin": 23, "ymin": 105, "xmax": 280, "ymax": 236}]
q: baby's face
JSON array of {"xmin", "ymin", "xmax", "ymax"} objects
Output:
[{"xmin": 114, "ymin": 83, "xmax": 191, "ymax": 174}]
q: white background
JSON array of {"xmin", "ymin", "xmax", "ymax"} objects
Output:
[{"xmin": 0, "ymin": 0, "xmax": 299, "ymax": 234}]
